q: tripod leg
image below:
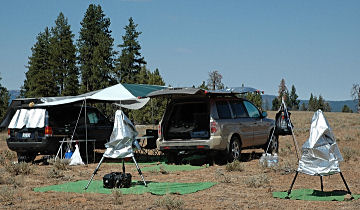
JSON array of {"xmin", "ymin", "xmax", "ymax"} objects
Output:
[
  {"xmin": 320, "ymin": 176, "xmax": 323, "ymax": 192},
  {"xmin": 122, "ymin": 159, "xmax": 125, "ymax": 173},
  {"xmin": 55, "ymin": 139, "xmax": 65, "ymax": 160},
  {"xmin": 286, "ymin": 171, "xmax": 299, "ymax": 198},
  {"xmin": 132, "ymin": 156, "xmax": 147, "ymax": 187},
  {"xmin": 265, "ymin": 128, "xmax": 276, "ymax": 154},
  {"xmin": 84, "ymin": 156, "xmax": 105, "ymax": 190},
  {"xmin": 339, "ymin": 172, "xmax": 352, "ymax": 196}
]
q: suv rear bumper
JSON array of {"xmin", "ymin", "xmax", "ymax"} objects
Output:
[
  {"xmin": 6, "ymin": 137, "xmax": 60, "ymax": 154},
  {"xmin": 157, "ymin": 135, "xmax": 225, "ymax": 151}
]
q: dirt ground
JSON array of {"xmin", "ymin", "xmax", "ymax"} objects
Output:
[{"xmin": 0, "ymin": 111, "xmax": 359, "ymax": 209}]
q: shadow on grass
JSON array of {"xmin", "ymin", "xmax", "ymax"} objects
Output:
[{"xmin": 312, "ymin": 190, "xmax": 348, "ymax": 197}]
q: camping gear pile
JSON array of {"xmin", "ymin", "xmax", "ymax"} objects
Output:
[{"xmin": 103, "ymin": 172, "xmax": 132, "ymax": 189}]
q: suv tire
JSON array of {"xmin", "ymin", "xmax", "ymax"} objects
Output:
[
  {"xmin": 228, "ymin": 136, "xmax": 242, "ymax": 162},
  {"xmin": 165, "ymin": 152, "xmax": 181, "ymax": 165}
]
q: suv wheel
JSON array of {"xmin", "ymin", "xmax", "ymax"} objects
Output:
[
  {"xmin": 228, "ymin": 136, "xmax": 241, "ymax": 162},
  {"xmin": 165, "ymin": 152, "xmax": 181, "ymax": 164},
  {"xmin": 264, "ymin": 132, "xmax": 279, "ymax": 154}
]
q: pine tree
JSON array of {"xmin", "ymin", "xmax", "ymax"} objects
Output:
[
  {"xmin": 197, "ymin": 81, "xmax": 208, "ymax": 90},
  {"xmin": 351, "ymin": 84, "xmax": 360, "ymax": 113},
  {"xmin": 22, "ymin": 28, "xmax": 58, "ymax": 97},
  {"xmin": 50, "ymin": 12, "xmax": 79, "ymax": 96},
  {"xmin": 278, "ymin": 78, "xmax": 287, "ymax": 97},
  {"xmin": 342, "ymin": 105, "xmax": 353, "ymax": 113},
  {"xmin": 115, "ymin": 17, "xmax": 146, "ymax": 83},
  {"xmin": 272, "ymin": 97, "xmax": 280, "ymax": 110},
  {"xmin": 318, "ymin": 95, "xmax": 325, "ymax": 111},
  {"xmin": 0, "ymin": 75, "xmax": 10, "ymax": 120},
  {"xmin": 308, "ymin": 93, "xmax": 315, "ymax": 111},
  {"xmin": 246, "ymin": 92, "xmax": 262, "ymax": 109},
  {"xmin": 300, "ymin": 103, "xmax": 307, "ymax": 111},
  {"xmin": 78, "ymin": 4, "xmax": 115, "ymax": 93},
  {"xmin": 272, "ymin": 78, "xmax": 291, "ymax": 110},
  {"xmin": 289, "ymin": 85, "xmax": 300, "ymax": 110}
]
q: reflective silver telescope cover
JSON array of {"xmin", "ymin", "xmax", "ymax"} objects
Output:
[
  {"xmin": 103, "ymin": 110, "xmax": 138, "ymax": 159},
  {"xmin": 298, "ymin": 110, "xmax": 343, "ymax": 176}
]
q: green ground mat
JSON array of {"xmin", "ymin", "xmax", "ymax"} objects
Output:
[
  {"xmin": 33, "ymin": 180, "xmax": 216, "ymax": 195},
  {"xmin": 273, "ymin": 189, "xmax": 360, "ymax": 201}
]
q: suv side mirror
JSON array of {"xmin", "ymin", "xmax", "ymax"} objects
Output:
[{"xmin": 261, "ymin": 111, "xmax": 268, "ymax": 118}]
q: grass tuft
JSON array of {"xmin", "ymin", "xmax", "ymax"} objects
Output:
[
  {"xmin": 112, "ymin": 190, "xmax": 123, "ymax": 205},
  {"xmin": 154, "ymin": 195, "xmax": 184, "ymax": 210},
  {"xmin": 244, "ymin": 174, "xmax": 269, "ymax": 188},
  {"xmin": 214, "ymin": 169, "xmax": 231, "ymax": 183},
  {"xmin": 0, "ymin": 186, "xmax": 15, "ymax": 206},
  {"xmin": 225, "ymin": 160, "xmax": 244, "ymax": 172},
  {"xmin": 48, "ymin": 158, "xmax": 69, "ymax": 170},
  {"xmin": 342, "ymin": 147, "xmax": 357, "ymax": 162},
  {"xmin": 5, "ymin": 162, "xmax": 32, "ymax": 176}
]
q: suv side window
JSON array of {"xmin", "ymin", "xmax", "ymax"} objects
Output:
[
  {"xmin": 87, "ymin": 112, "xmax": 99, "ymax": 124},
  {"xmin": 216, "ymin": 101, "xmax": 232, "ymax": 119},
  {"xmin": 230, "ymin": 101, "xmax": 248, "ymax": 118},
  {"xmin": 243, "ymin": 101, "xmax": 260, "ymax": 118}
]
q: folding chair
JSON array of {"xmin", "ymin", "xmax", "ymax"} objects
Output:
[{"xmin": 142, "ymin": 129, "xmax": 160, "ymax": 156}]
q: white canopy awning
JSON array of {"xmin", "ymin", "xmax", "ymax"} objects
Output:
[{"xmin": 35, "ymin": 83, "xmax": 165, "ymax": 110}]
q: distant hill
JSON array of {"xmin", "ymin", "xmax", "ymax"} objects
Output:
[{"xmin": 262, "ymin": 94, "xmax": 357, "ymax": 112}]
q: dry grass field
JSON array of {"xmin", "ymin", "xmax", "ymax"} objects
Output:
[{"xmin": 0, "ymin": 111, "xmax": 359, "ymax": 209}]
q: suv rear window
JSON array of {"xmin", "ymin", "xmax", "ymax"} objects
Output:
[
  {"xmin": 230, "ymin": 101, "xmax": 248, "ymax": 118},
  {"xmin": 216, "ymin": 101, "xmax": 232, "ymax": 119}
]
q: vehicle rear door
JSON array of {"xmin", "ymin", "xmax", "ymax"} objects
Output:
[
  {"xmin": 243, "ymin": 101, "xmax": 268, "ymax": 146},
  {"xmin": 229, "ymin": 100, "xmax": 253, "ymax": 147}
]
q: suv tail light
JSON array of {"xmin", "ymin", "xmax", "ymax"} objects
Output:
[
  {"xmin": 45, "ymin": 126, "xmax": 53, "ymax": 137},
  {"xmin": 158, "ymin": 124, "xmax": 162, "ymax": 137},
  {"xmin": 210, "ymin": 121, "xmax": 218, "ymax": 133},
  {"xmin": 8, "ymin": 128, "xmax": 10, "ymax": 138}
]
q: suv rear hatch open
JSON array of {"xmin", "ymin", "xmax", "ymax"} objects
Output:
[{"xmin": 163, "ymin": 97, "xmax": 210, "ymax": 140}]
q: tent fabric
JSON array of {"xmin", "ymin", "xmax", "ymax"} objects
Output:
[
  {"xmin": 8, "ymin": 108, "xmax": 46, "ymax": 129},
  {"xmin": 36, "ymin": 83, "xmax": 165, "ymax": 109},
  {"xmin": 103, "ymin": 110, "xmax": 138, "ymax": 159},
  {"xmin": 298, "ymin": 110, "xmax": 343, "ymax": 176}
]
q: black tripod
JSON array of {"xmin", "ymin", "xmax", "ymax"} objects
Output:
[
  {"xmin": 84, "ymin": 154, "xmax": 147, "ymax": 190},
  {"xmin": 286, "ymin": 171, "xmax": 353, "ymax": 199}
]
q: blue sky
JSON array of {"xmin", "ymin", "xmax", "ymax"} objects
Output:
[{"xmin": 0, "ymin": 0, "xmax": 359, "ymax": 100}]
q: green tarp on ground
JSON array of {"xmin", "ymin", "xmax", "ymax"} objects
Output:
[
  {"xmin": 33, "ymin": 180, "xmax": 216, "ymax": 195},
  {"xmin": 273, "ymin": 189, "xmax": 360, "ymax": 201}
]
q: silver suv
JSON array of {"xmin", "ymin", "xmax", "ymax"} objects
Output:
[{"xmin": 149, "ymin": 88, "xmax": 278, "ymax": 162}]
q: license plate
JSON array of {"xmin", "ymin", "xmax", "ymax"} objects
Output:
[{"xmin": 22, "ymin": 133, "xmax": 31, "ymax": 138}]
